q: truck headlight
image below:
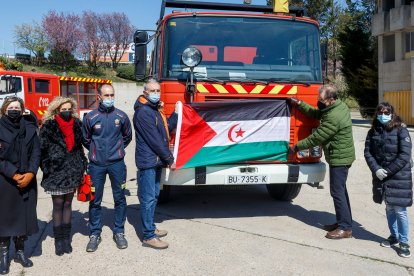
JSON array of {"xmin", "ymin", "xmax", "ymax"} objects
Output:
[{"xmin": 181, "ymin": 47, "xmax": 202, "ymax": 68}]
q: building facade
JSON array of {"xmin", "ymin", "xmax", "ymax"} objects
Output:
[{"xmin": 373, "ymin": 0, "xmax": 414, "ymax": 124}]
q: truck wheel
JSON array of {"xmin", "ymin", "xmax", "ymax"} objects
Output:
[
  {"xmin": 157, "ymin": 185, "xmax": 171, "ymax": 205},
  {"xmin": 266, "ymin": 184, "xmax": 302, "ymax": 201}
]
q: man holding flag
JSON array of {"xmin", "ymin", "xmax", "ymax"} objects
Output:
[
  {"xmin": 133, "ymin": 79, "xmax": 177, "ymax": 249},
  {"xmin": 290, "ymin": 84, "xmax": 355, "ymax": 240}
]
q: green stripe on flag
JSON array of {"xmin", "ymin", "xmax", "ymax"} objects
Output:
[{"xmin": 181, "ymin": 141, "xmax": 289, "ymax": 169}]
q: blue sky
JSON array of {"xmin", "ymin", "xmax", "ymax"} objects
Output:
[{"xmin": 0, "ymin": 0, "xmax": 345, "ymax": 55}]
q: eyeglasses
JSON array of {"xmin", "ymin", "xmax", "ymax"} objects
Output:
[
  {"xmin": 378, "ymin": 111, "xmax": 391, "ymax": 115},
  {"xmin": 146, "ymin": 89, "xmax": 161, "ymax": 93}
]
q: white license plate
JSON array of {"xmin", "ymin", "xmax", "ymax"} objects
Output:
[{"xmin": 226, "ymin": 175, "xmax": 269, "ymax": 184}]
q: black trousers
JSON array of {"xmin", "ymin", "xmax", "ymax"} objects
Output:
[{"xmin": 329, "ymin": 165, "xmax": 352, "ymax": 230}]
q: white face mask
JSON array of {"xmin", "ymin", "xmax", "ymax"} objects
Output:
[{"xmin": 147, "ymin": 93, "xmax": 160, "ymax": 103}]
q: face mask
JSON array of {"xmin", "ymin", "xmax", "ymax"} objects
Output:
[
  {"xmin": 377, "ymin": 114, "xmax": 392, "ymax": 125},
  {"xmin": 317, "ymin": 101, "xmax": 326, "ymax": 110},
  {"xmin": 6, "ymin": 110, "xmax": 22, "ymax": 120},
  {"xmin": 59, "ymin": 111, "xmax": 72, "ymax": 122},
  {"xmin": 102, "ymin": 99, "xmax": 114, "ymax": 108},
  {"xmin": 147, "ymin": 93, "xmax": 160, "ymax": 104}
]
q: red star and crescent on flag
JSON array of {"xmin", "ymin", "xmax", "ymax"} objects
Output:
[{"xmin": 227, "ymin": 124, "xmax": 246, "ymax": 143}]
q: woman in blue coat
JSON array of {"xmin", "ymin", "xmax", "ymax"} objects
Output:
[
  {"xmin": 0, "ymin": 97, "xmax": 40, "ymax": 274},
  {"xmin": 364, "ymin": 102, "xmax": 413, "ymax": 258}
]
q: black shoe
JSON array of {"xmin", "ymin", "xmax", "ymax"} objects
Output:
[
  {"xmin": 113, "ymin": 233, "xmax": 128, "ymax": 249},
  {"xmin": 398, "ymin": 243, "xmax": 411, "ymax": 258},
  {"xmin": 86, "ymin": 235, "xmax": 101, "ymax": 253},
  {"xmin": 54, "ymin": 239, "xmax": 64, "ymax": 256},
  {"xmin": 62, "ymin": 224, "xmax": 72, "ymax": 254},
  {"xmin": 0, "ymin": 243, "xmax": 10, "ymax": 275},
  {"xmin": 14, "ymin": 250, "xmax": 33, "ymax": 268},
  {"xmin": 380, "ymin": 235, "xmax": 399, "ymax": 248},
  {"xmin": 53, "ymin": 226, "xmax": 64, "ymax": 256}
]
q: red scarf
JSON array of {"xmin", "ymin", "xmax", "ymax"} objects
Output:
[{"xmin": 55, "ymin": 115, "xmax": 75, "ymax": 152}]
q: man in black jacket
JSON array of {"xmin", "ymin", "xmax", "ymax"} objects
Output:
[{"xmin": 133, "ymin": 79, "xmax": 177, "ymax": 249}]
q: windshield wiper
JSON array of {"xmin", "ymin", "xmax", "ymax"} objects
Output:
[
  {"xmin": 227, "ymin": 77, "xmax": 268, "ymax": 85},
  {"xmin": 267, "ymin": 78, "xmax": 311, "ymax": 87},
  {"xmin": 193, "ymin": 73, "xmax": 226, "ymax": 84}
]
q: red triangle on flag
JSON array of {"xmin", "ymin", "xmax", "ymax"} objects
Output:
[{"xmin": 175, "ymin": 105, "xmax": 216, "ymax": 169}]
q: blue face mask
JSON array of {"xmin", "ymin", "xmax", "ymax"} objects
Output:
[
  {"xmin": 147, "ymin": 93, "xmax": 160, "ymax": 104},
  {"xmin": 102, "ymin": 99, "xmax": 114, "ymax": 108},
  {"xmin": 377, "ymin": 114, "xmax": 392, "ymax": 125}
]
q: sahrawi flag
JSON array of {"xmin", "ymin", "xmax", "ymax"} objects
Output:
[{"xmin": 173, "ymin": 100, "xmax": 290, "ymax": 169}]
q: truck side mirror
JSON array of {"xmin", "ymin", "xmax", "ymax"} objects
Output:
[{"xmin": 134, "ymin": 31, "xmax": 149, "ymax": 80}]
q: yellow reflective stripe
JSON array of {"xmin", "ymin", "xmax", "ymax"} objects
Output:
[
  {"xmin": 121, "ymin": 183, "xmax": 126, "ymax": 189},
  {"xmin": 213, "ymin": 84, "xmax": 228, "ymax": 94},
  {"xmin": 287, "ymin": 86, "xmax": 298, "ymax": 94},
  {"xmin": 268, "ymin": 85, "xmax": 284, "ymax": 94},
  {"xmin": 250, "ymin": 84, "xmax": 266, "ymax": 94},
  {"xmin": 232, "ymin": 84, "xmax": 248, "ymax": 94},
  {"xmin": 196, "ymin": 84, "xmax": 209, "ymax": 93},
  {"xmin": 91, "ymin": 187, "xmax": 95, "ymax": 192}
]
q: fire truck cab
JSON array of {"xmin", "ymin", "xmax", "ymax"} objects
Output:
[{"xmin": 134, "ymin": 0, "xmax": 326, "ymax": 202}]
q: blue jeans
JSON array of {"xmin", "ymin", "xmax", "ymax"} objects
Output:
[
  {"xmin": 329, "ymin": 165, "xmax": 353, "ymax": 230},
  {"xmin": 138, "ymin": 167, "xmax": 161, "ymax": 240},
  {"xmin": 88, "ymin": 160, "xmax": 127, "ymax": 236},
  {"xmin": 386, "ymin": 205, "xmax": 410, "ymax": 244}
]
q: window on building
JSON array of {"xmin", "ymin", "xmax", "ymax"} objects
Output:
[
  {"xmin": 383, "ymin": 35, "xmax": 395, "ymax": 63},
  {"xmin": 383, "ymin": 0, "xmax": 395, "ymax": 11}
]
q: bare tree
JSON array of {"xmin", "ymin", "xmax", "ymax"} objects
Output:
[
  {"xmin": 98, "ymin": 12, "xmax": 134, "ymax": 69},
  {"xmin": 14, "ymin": 22, "xmax": 48, "ymax": 64},
  {"xmin": 42, "ymin": 10, "xmax": 83, "ymax": 69},
  {"xmin": 81, "ymin": 11, "xmax": 106, "ymax": 70}
]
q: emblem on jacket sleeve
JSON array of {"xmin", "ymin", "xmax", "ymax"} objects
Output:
[
  {"xmin": 405, "ymin": 137, "xmax": 411, "ymax": 143},
  {"xmin": 115, "ymin": 119, "xmax": 120, "ymax": 126}
]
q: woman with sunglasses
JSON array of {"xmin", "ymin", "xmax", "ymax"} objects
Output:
[
  {"xmin": 364, "ymin": 102, "xmax": 412, "ymax": 258},
  {"xmin": 0, "ymin": 97, "xmax": 40, "ymax": 274},
  {"xmin": 39, "ymin": 97, "xmax": 87, "ymax": 256}
]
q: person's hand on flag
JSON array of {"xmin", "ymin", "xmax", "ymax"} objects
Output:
[
  {"xmin": 288, "ymin": 145, "xmax": 298, "ymax": 154},
  {"xmin": 287, "ymin": 98, "xmax": 301, "ymax": 106}
]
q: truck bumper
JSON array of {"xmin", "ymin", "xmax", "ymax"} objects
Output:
[{"xmin": 161, "ymin": 162, "xmax": 326, "ymax": 186}]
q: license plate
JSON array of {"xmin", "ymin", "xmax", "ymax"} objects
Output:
[{"xmin": 226, "ymin": 175, "xmax": 269, "ymax": 184}]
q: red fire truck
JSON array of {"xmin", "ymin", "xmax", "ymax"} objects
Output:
[
  {"xmin": 0, "ymin": 70, "xmax": 112, "ymax": 121},
  {"xmin": 134, "ymin": 0, "xmax": 326, "ymax": 202}
]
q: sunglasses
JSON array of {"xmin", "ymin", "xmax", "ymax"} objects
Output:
[{"xmin": 378, "ymin": 111, "xmax": 391, "ymax": 115}]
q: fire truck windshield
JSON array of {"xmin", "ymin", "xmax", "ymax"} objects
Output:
[{"xmin": 162, "ymin": 16, "xmax": 322, "ymax": 83}]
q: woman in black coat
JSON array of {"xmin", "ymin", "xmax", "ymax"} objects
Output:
[
  {"xmin": 39, "ymin": 97, "xmax": 87, "ymax": 256},
  {"xmin": 364, "ymin": 102, "xmax": 413, "ymax": 258},
  {"xmin": 0, "ymin": 96, "xmax": 40, "ymax": 274}
]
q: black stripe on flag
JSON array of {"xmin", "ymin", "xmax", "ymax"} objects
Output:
[{"xmin": 189, "ymin": 99, "xmax": 290, "ymax": 122}]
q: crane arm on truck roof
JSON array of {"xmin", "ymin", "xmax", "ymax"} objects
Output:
[{"xmin": 159, "ymin": 0, "xmax": 306, "ymax": 23}]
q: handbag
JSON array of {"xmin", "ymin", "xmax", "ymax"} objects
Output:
[{"xmin": 77, "ymin": 173, "xmax": 95, "ymax": 202}]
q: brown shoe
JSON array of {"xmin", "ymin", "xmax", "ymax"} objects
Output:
[
  {"xmin": 143, "ymin": 238, "xmax": 169, "ymax": 249},
  {"xmin": 322, "ymin": 223, "xmax": 338, "ymax": 232},
  {"xmin": 155, "ymin": 229, "xmax": 168, "ymax": 238},
  {"xmin": 325, "ymin": 229, "xmax": 352, "ymax": 239}
]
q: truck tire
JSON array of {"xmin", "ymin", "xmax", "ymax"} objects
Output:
[
  {"xmin": 157, "ymin": 185, "xmax": 171, "ymax": 205},
  {"xmin": 266, "ymin": 184, "xmax": 302, "ymax": 201}
]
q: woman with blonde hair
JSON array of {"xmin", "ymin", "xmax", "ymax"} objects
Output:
[
  {"xmin": 0, "ymin": 96, "xmax": 40, "ymax": 274},
  {"xmin": 39, "ymin": 97, "xmax": 87, "ymax": 256}
]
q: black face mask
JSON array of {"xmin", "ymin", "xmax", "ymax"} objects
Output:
[
  {"xmin": 59, "ymin": 111, "xmax": 72, "ymax": 122},
  {"xmin": 6, "ymin": 110, "xmax": 22, "ymax": 121},
  {"xmin": 317, "ymin": 101, "xmax": 327, "ymax": 110}
]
